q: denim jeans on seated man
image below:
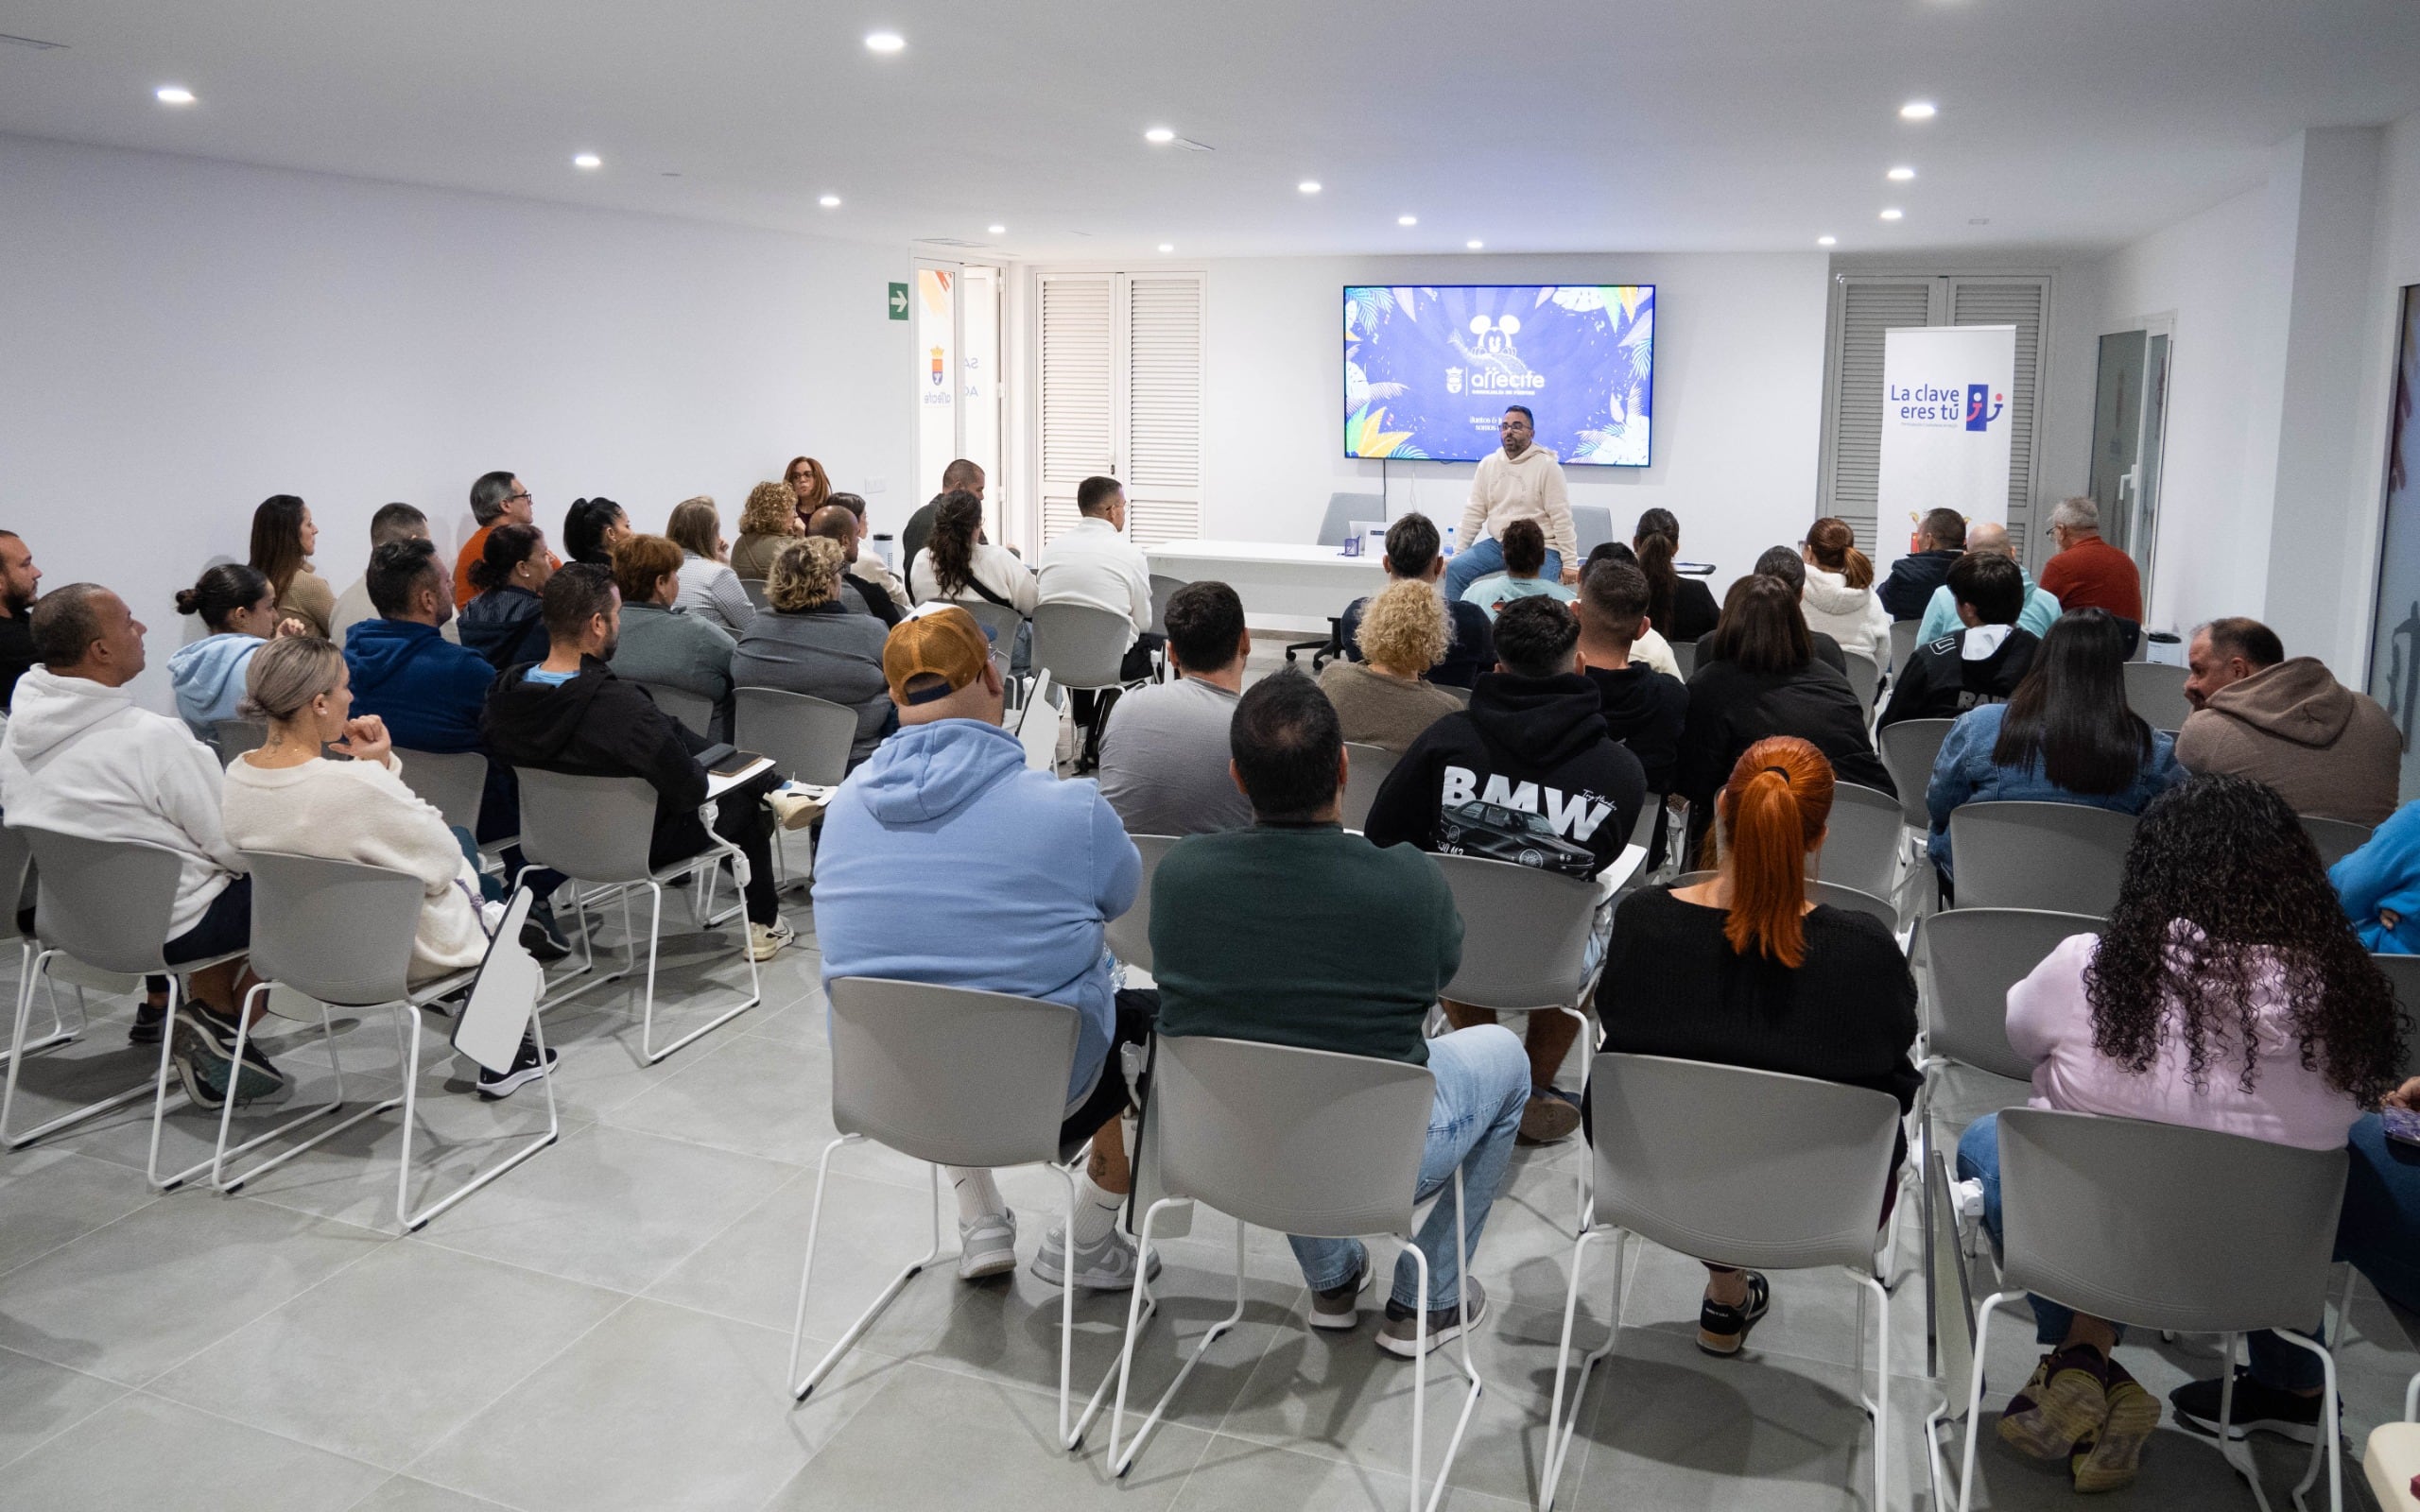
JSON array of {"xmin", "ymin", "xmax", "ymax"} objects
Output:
[{"xmin": 1443, "ymin": 535, "xmax": 1564, "ymax": 602}]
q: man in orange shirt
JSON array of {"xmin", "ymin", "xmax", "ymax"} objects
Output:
[
  {"xmin": 2036, "ymin": 496, "xmax": 2143, "ymax": 627},
  {"xmin": 454, "ymin": 471, "xmax": 545, "ymax": 608}
]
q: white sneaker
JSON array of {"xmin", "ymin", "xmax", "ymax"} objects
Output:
[
  {"xmin": 1030, "ymin": 1221, "xmax": 1161, "ymax": 1291},
  {"xmin": 958, "ymin": 1210, "xmax": 1018, "ymax": 1280},
  {"xmin": 747, "ymin": 919, "xmax": 796, "ymax": 961}
]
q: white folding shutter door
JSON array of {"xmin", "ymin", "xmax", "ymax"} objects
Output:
[
  {"xmin": 1820, "ymin": 279, "xmax": 1937, "ymax": 554},
  {"xmin": 1122, "ymin": 274, "xmax": 1203, "ymax": 547},
  {"xmin": 1948, "ymin": 277, "xmax": 2049, "ymax": 554},
  {"xmin": 1037, "ymin": 273, "xmax": 1115, "ymax": 545}
]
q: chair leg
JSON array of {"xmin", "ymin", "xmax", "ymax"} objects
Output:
[
  {"xmin": 788, "ymin": 1144, "xmax": 942, "ymax": 1400},
  {"xmin": 213, "ymin": 988, "xmax": 398, "ymax": 1193},
  {"xmin": 395, "ymin": 1005, "xmax": 560, "ymax": 1232},
  {"xmin": 1110, "ymin": 1198, "xmax": 1246, "ymax": 1478},
  {"xmin": 7, "ymin": 950, "xmax": 174, "ymax": 1154},
  {"xmin": 0, "ymin": 941, "xmax": 73, "ymax": 1065},
  {"xmin": 1052, "ymin": 1163, "xmax": 1078, "ymax": 1450},
  {"xmin": 1858, "ymin": 1270, "xmax": 1893, "ymax": 1512},
  {"xmin": 1419, "ymin": 1172, "xmax": 1486, "ymax": 1512},
  {"xmin": 2269, "ymin": 1329, "xmax": 2341, "ymax": 1512},
  {"xmin": 1539, "ymin": 1227, "xmax": 1610, "ymax": 1512},
  {"xmin": 2214, "ymin": 1332, "xmax": 2289, "ymax": 1512},
  {"xmin": 1955, "ymin": 1292, "xmax": 2014, "ymax": 1512}
]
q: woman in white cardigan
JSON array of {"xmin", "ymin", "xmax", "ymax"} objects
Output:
[
  {"xmin": 908, "ymin": 490, "xmax": 1038, "ymax": 613},
  {"xmin": 1799, "ymin": 515, "xmax": 1892, "ymax": 666}
]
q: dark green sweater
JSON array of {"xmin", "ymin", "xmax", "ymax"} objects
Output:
[{"xmin": 1149, "ymin": 821, "xmax": 1462, "ymax": 1065}]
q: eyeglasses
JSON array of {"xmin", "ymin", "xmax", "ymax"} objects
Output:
[{"xmin": 507, "ymin": 490, "xmax": 534, "ymax": 505}]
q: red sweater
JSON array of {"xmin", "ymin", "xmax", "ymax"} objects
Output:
[{"xmin": 2038, "ymin": 536, "xmax": 2141, "ymax": 622}]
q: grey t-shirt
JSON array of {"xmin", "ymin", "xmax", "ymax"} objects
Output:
[{"xmin": 1095, "ymin": 676, "xmax": 1252, "ymax": 836}]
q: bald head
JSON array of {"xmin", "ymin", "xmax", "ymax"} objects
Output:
[
  {"xmin": 1968, "ymin": 521, "xmax": 2012, "ymax": 558},
  {"xmin": 806, "ymin": 505, "xmax": 860, "ymax": 563}
]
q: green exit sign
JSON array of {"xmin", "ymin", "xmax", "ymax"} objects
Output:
[{"xmin": 887, "ymin": 282, "xmax": 909, "ymax": 320}]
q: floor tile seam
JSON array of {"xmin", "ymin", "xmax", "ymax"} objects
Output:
[
  {"xmin": 735, "ymin": 1349, "xmax": 966, "ymax": 1512},
  {"xmin": 124, "ymin": 1206, "xmax": 396, "ymax": 1391},
  {"xmin": 0, "ymin": 1346, "xmax": 135, "ymax": 1476},
  {"xmin": 390, "ymin": 1293, "xmax": 646, "ymax": 1489},
  {"xmin": 0, "ymin": 1171, "xmax": 167, "ymax": 1286},
  {"xmin": 337, "ymin": 1471, "xmax": 528, "ymax": 1512},
  {"xmin": 398, "ymin": 1225, "xmax": 646, "ymax": 1298},
  {"xmin": 114, "ymin": 1381, "xmax": 400, "ymax": 1477}
]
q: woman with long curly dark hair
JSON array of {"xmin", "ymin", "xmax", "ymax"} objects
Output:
[
  {"xmin": 1955, "ymin": 772, "xmax": 2411, "ymax": 1493},
  {"xmin": 907, "ymin": 488, "xmax": 1035, "ymax": 615}
]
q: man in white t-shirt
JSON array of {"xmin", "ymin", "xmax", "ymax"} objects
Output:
[
  {"xmin": 1037, "ymin": 475, "xmax": 1162, "ymax": 768},
  {"xmin": 1097, "ymin": 581, "xmax": 1253, "ymax": 836},
  {"xmin": 1446, "ymin": 405, "xmax": 1576, "ymax": 600}
]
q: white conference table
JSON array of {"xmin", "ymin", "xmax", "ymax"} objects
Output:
[{"xmin": 1145, "ymin": 540, "xmax": 1386, "ymax": 634}]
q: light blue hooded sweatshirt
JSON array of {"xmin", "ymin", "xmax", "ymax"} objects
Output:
[
  {"xmin": 167, "ymin": 632, "xmax": 265, "ymax": 737},
  {"xmin": 812, "ymin": 717, "xmax": 1141, "ymax": 1103}
]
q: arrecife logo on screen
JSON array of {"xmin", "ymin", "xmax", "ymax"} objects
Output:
[
  {"xmin": 1446, "ymin": 315, "xmax": 1547, "ymax": 395},
  {"xmin": 1891, "ymin": 381, "xmax": 2004, "ymax": 431}
]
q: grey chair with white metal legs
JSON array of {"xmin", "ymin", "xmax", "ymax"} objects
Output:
[
  {"xmin": 631, "ymin": 680, "xmax": 716, "ymax": 739},
  {"xmin": 1541, "ymin": 1054, "xmax": 1905, "ymax": 1512},
  {"xmin": 2298, "ymin": 815, "xmax": 2375, "ymax": 871},
  {"xmin": 511, "ymin": 769, "xmax": 760, "ymax": 1062},
  {"xmin": 734, "ymin": 687, "xmax": 857, "ymax": 789},
  {"xmin": 1818, "ymin": 782, "xmax": 1908, "ymax": 903},
  {"xmin": 787, "ymin": 978, "xmax": 1095, "ymax": 1447},
  {"xmin": 212, "ymin": 852, "xmax": 556, "ymax": 1231},
  {"xmin": 1947, "ymin": 800, "xmax": 2137, "ymax": 915},
  {"xmin": 0, "ymin": 830, "xmax": 247, "ymax": 1189},
  {"xmin": 1878, "ymin": 718, "xmax": 1955, "ymax": 838},
  {"xmin": 1108, "ymin": 1036, "xmax": 1482, "ymax": 1512},
  {"xmin": 0, "ymin": 828, "xmax": 76, "ymax": 1070},
  {"xmin": 1953, "ymin": 1110, "xmax": 2351, "ymax": 1512},
  {"xmin": 1340, "ymin": 742, "xmax": 1399, "ymax": 833},
  {"xmin": 1103, "ymin": 834, "xmax": 1178, "ymax": 974},
  {"xmin": 2122, "ymin": 660, "xmax": 2194, "ymax": 733}
]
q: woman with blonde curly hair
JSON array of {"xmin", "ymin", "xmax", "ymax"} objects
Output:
[
  {"xmin": 732, "ymin": 480, "xmax": 804, "ymax": 581},
  {"xmin": 733, "ymin": 537, "xmax": 895, "ymax": 767},
  {"xmin": 1318, "ymin": 577, "xmax": 1465, "ymax": 754}
]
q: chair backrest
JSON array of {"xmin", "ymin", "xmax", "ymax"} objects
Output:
[
  {"xmin": 1671, "ymin": 640, "xmax": 1698, "ymax": 679},
  {"xmin": 1570, "ymin": 504, "xmax": 1616, "ymax": 558},
  {"xmin": 1031, "ymin": 601, "xmax": 1133, "ymax": 690},
  {"xmin": 2300, "ymin": 814, "xmax": 2375, "ymax": 870},
  {"xmin": 1916, "ymin": 908, "xmax": 2102, "ymax": 1083},
  {"xmin": 635, "ymin": 681, "xmax": 715, "ymax": 738},
  {"xmin": 1877, "ymin": 718, "xmax": 1955, "ymax": 831},
  {"xmin": 1587, "ymin": 1053, "xmax": 1902, "ymax": 1273},
  {"xmin": 959, "ymin": 598, "xmax": 1027, "ymax": 651},
  {"xmin": 2121, "ymin": 661, "xmax": 2193, "ymax": 733},
  {"xmin": 1104, "ymin": 834, "xmax": 1179, "ymax": 972},
  {"xmin": 1438, "ymin": 682, "xmax": 1472, "ymax": 707},
  {"xmin": 1949, "ymin": 800, "xmax": 2136, "ymax": 914},
  {"xmin": 1889, "ymin": 619, "xmax": 1920, "ymax": 675},
  {"xmin": 733, "ymin": 686, "xmax": 857, "ymax": 788},
  {"xmin": 511, "ymin": 769, "xmax": 661, "ymax": 883},
  {"xmin": 1314, "ymin": 492, "xmax": 1386, "ymax": 546},
  {"xmin": 2376, "ymin": 953, "xmax": 2420, "ymax": 1081},
  {"xmin": 739, "ymin": 577, "xmax": 771, "ymax": 611},
  {"xmin": 1996, "ymin": 1108, "xmax": 2347, "ymax": 1333},
  {"xmin": 213, "ymin": 718, "xmax": 267, "ymax": 762},
  {"xmin": 16, "ymin": 828, "xmax": 186, "ymax": 974},
  {"xmin": 1841, "ymin": 650, "xmax": 1880, "ymax": 710},
  {"xmin": 825, "ymin": 977, "xmax": 1082, "ymax": 1168},
  {"xmin": 1340, "ymin": 742, "xmax": 1399, "ymax": 832},
  {"xmin": 1143, "ymin": 1034, "xmax": 1434, "ymax": 1240},
  {"xmin": 393, "ymin": 748, "xmax": 491, "ymax": 834},
  {"xmin": 1434, "ymin": 852, "xmax": 1601, "ymax": 1010},
  {"xmin": 1148, "ymin": 575, "xmax": 1184, "ymax": 638},
  {"xmin": 1815, "ymin": 782, "xmax": 1903, "ymax": 900},
  {"xmin": 239, "ymin": 850, "xmax": 423, "ymax": 1010}
]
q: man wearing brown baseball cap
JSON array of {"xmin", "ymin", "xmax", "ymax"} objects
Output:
[{"xmin": 814, "ymin": 604, "xmax": 1155, "ymax": 1290}]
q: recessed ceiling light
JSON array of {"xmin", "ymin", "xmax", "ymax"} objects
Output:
[
  {"xmin": 1818, "ymin": 235, "xmax": 1838, "ymax": 247},
  {"xmin": 1397, "ymin": 215, "xmax": 1418, "ymax": 227},
  {"xmin": 572, "ymin": 152, "xmax": 602, "ymax": 169},
  {"xmin": 1466, "ymin": 239, "xmax": 1484, "ymax": 250},
  {"xmin": 1879, "ymin": 207, "xmax": 1905, "ymax": 220},
  {"xmin": 819, "ymin": 194, "xmax": 841, "ymax": 208},
  {"xmin": 155, "ymin": 84, "xmax": 195, "ymax": 105},
  {"xmin": 1887, "ymin": 165, "xmax": 1916, "ymax": 180},
  {"xmin": 1899, "ymin": 100, "xmax": 1937, "ymax": 120},
  {"xmin": 1145, "ymin": 127, "xmax": 1175, "ymax": 145},
  {"xmin": 987, "ymin": 224, "xmax": 1006, "ymax": 234},
  {"xmin": 1297, "ymin": 180, "xmax": 1322, "ymax": 195},
  {"xmin": 1158, "ymin": 243, "xmax": 1174, "ymax": 253},
  {"xmin": 864, "ymin": 31, "xmax": 905, "ymax": 52}
]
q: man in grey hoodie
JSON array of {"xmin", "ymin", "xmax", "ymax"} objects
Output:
[{"xmin": 2175, "ymin": 616, "xmax": 2400, "ymax": 824}]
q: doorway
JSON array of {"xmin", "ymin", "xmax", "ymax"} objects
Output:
[
  {"xmin": 2086, "ymin": 320, "xmax": 2172, "ymax": 605},
  {"xmin": 913, "ymin": 260, "xmax": 1004, "ymax": 540}
]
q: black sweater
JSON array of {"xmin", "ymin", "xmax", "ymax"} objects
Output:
[
  {"xmin": 1876, "ymin": 627, "xmax": 2039, "ymax": 730},
  {"xmin": 1596, "ymin": 886, "xmax": 1920, "ymax": 1117},
  {"xmin": 1878, "ymin": 548, "xmax": 1962, "ymax": 621},
  {"xmin": 1582, "ymin": 663, "xmax": 1689, "ymax": 796},
  {"xmin": 1664, "ymin": 576, "xmax": 1721, "ymax": 644},
  {"xmin": 1677, "ymin": 657, "xmax": 1894, "ymax": 825},
  {"xmin": 460, "ymin": 587, "xmax": 550, "ymax": 672},
  {"xmin": 479, "ymin": 657, "xmax": 717, "ymax": 869},
  {"xmin": 1364, "ymin": 672, "xmax": 1646, "ymax": 881}
]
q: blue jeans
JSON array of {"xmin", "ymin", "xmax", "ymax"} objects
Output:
[
  {"xmin": 1288, "ymin": 1024, "xmax": 1530, "ymax": 1312},
  {"xmin": 1443, "ymin": 537, "xmax": 1564, "ymax": 602}
]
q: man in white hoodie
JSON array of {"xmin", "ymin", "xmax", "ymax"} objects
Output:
[
  {"xmin": 1446, "ymin": 405, "xmax": 1578, "ymax": 601},
  {"xmin": 0, "ymin": 584, "xmax": 281, "ymax": 1107}
]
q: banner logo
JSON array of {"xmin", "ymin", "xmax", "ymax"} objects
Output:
[
  {"xmin": 1964, "ymin": 384, "xmax": 2006, "ymax": 432},
  {"xmin": 1448, "ymin": 315, "xmax": 1545, "ymax": 394},
  {"xmin": 929, "ymin": 347, "xmax": 945, "ymax": 387}
]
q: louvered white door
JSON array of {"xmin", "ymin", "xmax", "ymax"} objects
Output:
[
  {"xmin": 1949, "ymin": 277, "xmax": 2049, "ymax": 557},
  {"xmin": 1032, "ymin": 270, "xmax": 1204, "ymax": 548},
  {"xmin": 1818, "ymin": 279, "xmax": 1937, "ymax": 554},
  {"xmin": 1038, "ymin": 273, "xmax": 1115, "ymax": 545}
]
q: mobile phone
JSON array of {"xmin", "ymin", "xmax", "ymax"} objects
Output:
[{"xmin": 2384, "ymin": 1106, "xmax": 2420, "ymax": 1146}]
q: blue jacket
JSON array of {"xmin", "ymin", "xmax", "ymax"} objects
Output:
[
  {"xmin": 344, "ymin": 618, "xmax": 495, "ymax": 754},
  {"xmin": 460, "ymin": 587, "xmax": 549, "ymax": 672},
  {"xmin": 1925, "ymin": 702, "xmax": 2184, "ymax": 877},
  {"xmin": 166, "ymin": 632, "xmax": 263, "ymax": 735},
  {"xmin": 2332, "ymin": 799, "xmax": 2420, "ymax": 954},
  {"xmin": 812, "ymin": 718, "xmax": 1141, "ymax": 1102},
  {"xmin": 1913, "ymin": 571, "xmax": 2063, "ymax": 645}
]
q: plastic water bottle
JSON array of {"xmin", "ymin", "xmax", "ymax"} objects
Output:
[{"xmin": 1443, "ymin": 525, "xmax": 1457, "ymax": 557}]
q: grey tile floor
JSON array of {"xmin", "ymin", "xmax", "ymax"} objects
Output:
[{"xmin": 0, "ymin": 871, "xmax": 2411, "ymax": 1512}]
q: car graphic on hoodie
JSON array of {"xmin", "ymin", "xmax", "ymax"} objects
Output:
[{"xmin": 1437, "ymin": 797, "xmax": 1598, "ymax": 871}]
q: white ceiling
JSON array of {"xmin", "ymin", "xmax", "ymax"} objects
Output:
[{"xmin": 5, "ymin": 0, "xmax": 2419, "ymax": 261}]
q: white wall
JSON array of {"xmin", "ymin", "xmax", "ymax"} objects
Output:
[{"xmin": 0, "ymin": 134, "xmax": 915, "ymax": 709}]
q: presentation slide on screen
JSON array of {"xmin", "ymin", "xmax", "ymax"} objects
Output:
[{"xmin": 1344, "ymin": 284, "xmax": 1654, "ymax": 466}]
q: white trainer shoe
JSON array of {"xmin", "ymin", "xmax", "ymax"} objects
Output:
[
  {"xmin": 1030, "ymin": 1221, "xmax": 1162, "ymax": 1291},
  {"xmin": 957, "ymin": 1211, "xmax": 1019, "ymax": 1280}
]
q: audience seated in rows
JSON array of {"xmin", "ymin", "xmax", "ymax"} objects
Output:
[
  {"xmin": 732, "ymin": 538, "xmax": 895, "ymax": 769},
  {"xmin": 1912, "ymin": 521, "xmax": 2062, "ymax": 644},
  {"xmin": 0, "ymin": 584, "xmax": 270, "ymax": 1103},
  {"xmin": 1598, "ymin": 737, "xmax": 1919, "ymax": 1354},
  {"xmin": 2334, "ymin": 799, "xmax": 2420, "ymax": 953},
  {"xmin": 455, "ymin": 471, "xmax": 557, "ymax": 609},
  {"xmin": 1151, "ymin": 671, "xmax": 1529, "ymax": 1354},
  {"xmin": 1336, "ymin": 512, "xmax": 1495, "ymax": 690},
  {"xmin": 248, "ymin": 493, "xmax": 334, "ymax": 640},
  {"xmin": 666, "ymin": 496, "xmax": 755, "ymax": 637},
  {"xmin": 1925, "ymin": 607, "xmax": 2182, "ymax": 885},
  {"xmin": 731, "ymin": 480, "xmax": 804, "ymax": 581},
  {"xmin": 1575, "ymin": 559, "xmax": 1690, "ymax": 799},
  {"xmin": 561, "ymin": 496, "xmax": 630, "ymax": 568},
  {"xmin": 806, "ymin": 505, "xmax": 902, "ymax": 627},
  {"xmin": 331, "ymin": 503, "xmax": 437, "ymax": 642},
  {"xmin": 1575, "ymin": 542, "xmax": 1680, "ymax": 677},
  {"xmin": 2038, "ymin": 495, "xmax": 2143, "ymax": 627},
  {"xmin": 458, "ymin": 523, "xmax": 556, "ymax": 671},
  {"xmin": 1748, "ymin": 548, "xmax": 1854, "ymax": 678},
  {"xmin": 1368, "ymin": 594, "xmax": 1648, "ymax": 1145},
  {"xmin": 1634, "ymin": 508, "xmax": 1720, "ymax": 643},
  {"xmin": 219, "ymin": 636, "xmax": 555, "ymax": 1096},
  {"xmin": 826, "ymin": 489, "xmax": 909, "ymax": 617},
  {"xmin": 2176, "ymin": 615, "xmax": 2399, "ymax": 824},
  {"xmin": 608, "ymin": 531, "xmax": 736, "ymax": 739},
  {"xmin": 1447, "ymin": 404, "xmax": 1577, "ymax": 599},
  {"xmin": 1098, "ymin": 580, "xmax": 1253, "ymax": 835},
  {"xmin": 168, "ymin": 563, "xmax": 306, "ymax": 735},
  {"xmin": 1796, "ymin": 516, "xmax": 1892, "ymax": 665},
  {"xmin": 1956, "ymin": 775, "xmax": 2412, "ymax": 1489},
  {"xmin": 812, "ymin": 605, "xmax": 1150, "ymax": 1288},
  {"xmin": 1460, "ymin": 518, "xmax": 1575, "ymax": 621},
  {"xmin": 1038, "ymin": 474, "xmax": 1163, "ymax": 767},
  {"xmin": 1320, "ymin": 579, "xmax": 1466, "ymax": 757},
  {"xmin": 899, "ymin": 457, "xmax": 984, "ymax": 575},
  {"xmin": 0, "ymin": 530, "xmax": 41, "ymax": 711},
  {"xmin": 479, "ymin": 565, "xmax": 798, "ymax": 960},
  {"xmin": 1878, "ymin": 507, "xmax": 1967, "ymax": 622},
  {"xmin": 1876, "ymin": 552, "xmax": 2040, "ymax": 730}
]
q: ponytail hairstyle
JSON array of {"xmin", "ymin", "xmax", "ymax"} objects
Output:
[
  {"xmin": 175, "ymin": 562, "xmax": 272, "ymax": 633},
  {"xmin": 1710, "ymin": 736, "xmax": 1836, "ymax": 968},
  {"xmin": 926, "ymin": 489, "xmax": 985, "ymax": 599},
  {"xmin": 1633, "ymin": 507, "xmax": 1682, "ymax": 633},
  {"xmin": 1805, "ymin": 516, "xmax": 1875, "ymax": 590},
  {"xmin": 469, "ymin": 523, "xmax": 544, "ymax": 594},
  {"xmin": 248, "ymin": 494, "xmax": 310, "ymax": 597}
]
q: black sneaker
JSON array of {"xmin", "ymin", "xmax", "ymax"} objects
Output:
[
  {"xmin": 1307, "ymin": 1247, "xmax": 1374, "ymax": 1331},
  {"xmin": 128, "ymin": 1000, "xmax": 169, "ymax": 1045},
  {"xmin": 1697, "ymin": 1269, "xmax": 1771, "ymax": 1356},
  {"xmin": 522, "ymin": 902, "xmax": 572, "ymax": 962},
  {"xmin": 1376, "ymin": 1278, "xmax": 1488, "ymax": 1357},
  {"xmin": 2169, "ymin": 1366, "xmax": 2325, "ymax": 1445},
  {"xmin": 169, "ymin": 1007, "xmax": 286, "ymax": 1110},
  {"xmin": 477, "ymin": 1036, "xmax": 559, "ymax": 1099}
]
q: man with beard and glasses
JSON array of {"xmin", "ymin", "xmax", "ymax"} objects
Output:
[{"xmin": 0, "ymin": 531, "xmax": 44, "ymax": 710}]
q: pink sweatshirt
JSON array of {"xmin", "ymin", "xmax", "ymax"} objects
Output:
[{"xmin": 2007, "ymin": 930, "xmax": 2362, "ymax": 1152}]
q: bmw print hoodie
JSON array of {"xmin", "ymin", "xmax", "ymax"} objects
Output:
[{"xmin": 1362, "ymin": 671, "xmax": 1646, "ymax": 880}]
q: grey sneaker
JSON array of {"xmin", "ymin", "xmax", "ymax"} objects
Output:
[
  {"xmin": 1307, "ymin": 1246, "xmax": 1374, "ymax": 1330},
  {"xmin": 958, "ymin": 1210, "xmax": 1018, "ymax": 1280},
  {"xmin": 1376, "ymin": 1277, "xmax": 1488, "ymax": 1358},
  {"xmin": 1029, "ymin": 1220, "xmax": 1161, "ymax": 1291},
  {"xmin": 169, "ymin": 1007, "xmax": 286, "ymax": 1110}
]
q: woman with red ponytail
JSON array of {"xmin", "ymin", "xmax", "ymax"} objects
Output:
[{"xmin": 1595, "ymin": 735, "xmax": 1919, "ymax": 1354}]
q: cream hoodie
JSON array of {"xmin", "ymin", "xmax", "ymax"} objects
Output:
[
  {"xmin": 1799, "ymin": 565, "xmax": 1891, "ymax": 665},
  {"xmin": 1460, "ymin": 445, "xmax": 1576, "ymax": 562}
]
